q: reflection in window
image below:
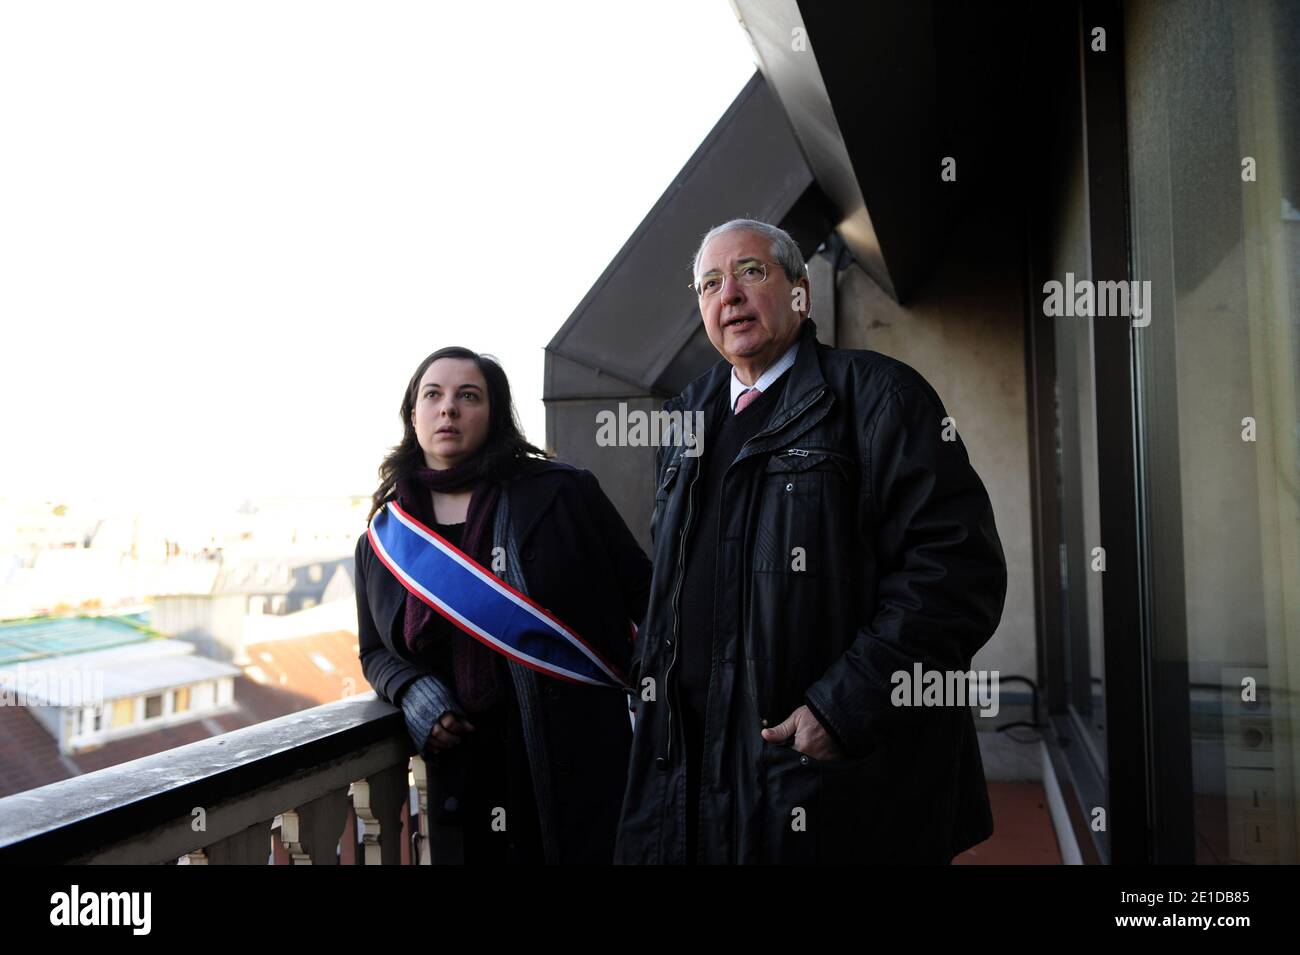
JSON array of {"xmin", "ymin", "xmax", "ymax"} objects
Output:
[{"xmin": 1126, "ymin": 0, "xmax": 1300, "ymax": 863}]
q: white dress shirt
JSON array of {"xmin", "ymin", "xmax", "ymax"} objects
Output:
[{"xmin": 728, "ymin": 340, "xmax": 799, "ymax": 412}]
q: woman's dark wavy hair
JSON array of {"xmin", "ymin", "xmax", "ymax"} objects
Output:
[{"xmin": 367, "ymin": 346, "xmax": 548, "ymax": 522}]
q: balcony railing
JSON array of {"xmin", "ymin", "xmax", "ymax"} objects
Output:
[{"xmin": 0, "ymin": 693, "xmax": 456, "ymax": 864}]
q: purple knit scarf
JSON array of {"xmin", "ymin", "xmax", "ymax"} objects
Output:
[{"xmin": 395, "ymin": 454, "xmax": 503, "ymax": 712}]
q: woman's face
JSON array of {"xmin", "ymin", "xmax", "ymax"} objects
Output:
[{"xmin": 410, "ymin": 357, "xmax": 491, "ymax": 470}]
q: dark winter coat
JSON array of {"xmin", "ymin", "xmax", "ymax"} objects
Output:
[
  {"xmin": 357, "ymin": 460, "xmax": 652, "ymax": 863},
  {"xmin": 615, "ymin": 319, "xmax": 1007, "ymax": 864}
]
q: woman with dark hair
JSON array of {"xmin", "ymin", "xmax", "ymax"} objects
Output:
[{"xmin": 355, "ymin": 346, "xmax": 651, "ymax": 864}]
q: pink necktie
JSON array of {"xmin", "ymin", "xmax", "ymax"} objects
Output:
[{"xmin": 735, "ymin": 387, "xmax": 762, "ymax": 414}]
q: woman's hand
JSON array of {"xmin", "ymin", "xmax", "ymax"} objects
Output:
[{"xmin": 425, "ymin": 711, "xmax": 476, "ymax": 752}]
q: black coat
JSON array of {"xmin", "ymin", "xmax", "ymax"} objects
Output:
[
  {"xmin": 615, "ymin": 319, "xmax": 1008, "ymax": 864},
  {"xmin": 356, "ymin": 460, "xmax": 652, "ymax": 863}
]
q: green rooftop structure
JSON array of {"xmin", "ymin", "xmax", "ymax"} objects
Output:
[{"xmin": 0, "ymin": 614, "xmax": 159, "ymax": 667}]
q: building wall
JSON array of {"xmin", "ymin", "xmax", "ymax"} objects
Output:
[
  {"xmin": 834, "ymin": 209, "xmax": 1036, "ymax": 685},
  {"xmin": 152, "ymin": 594, "xmax": 248, "ymax": 663},
  {"xmin": 544, "ymin": 395, "xmax": 661, "ymax": 554}
]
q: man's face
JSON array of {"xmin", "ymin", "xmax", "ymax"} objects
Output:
[{"xmin": 695, "ymin": 229, "xmax": 808, "ymax": 379}]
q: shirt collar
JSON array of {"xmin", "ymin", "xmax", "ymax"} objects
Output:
[{"xmin": 729, "ymin": 340, "xmax": 799, "ymax": 412}]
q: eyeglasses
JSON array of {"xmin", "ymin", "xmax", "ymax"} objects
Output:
[{"xmin": 690, "ymin": 260, "xmax": 769, "ymax": 297}]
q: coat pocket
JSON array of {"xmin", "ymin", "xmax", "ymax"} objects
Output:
[
  {"xmin": 813, "ymin": 748, "xmax": 884, "ymax": 864},
  {"xmin": 752, "ymin": 449, "xmax": 854, "ymax": 577},
  {"xmin": 759, "ymin": 742, "xmax": 882, "ymax": 864},
  {"xmin": 758, "ymin": 742, "xmax": 822, "ymax": 865}
]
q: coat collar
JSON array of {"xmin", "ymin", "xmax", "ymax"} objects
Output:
[{"xmin": 669, "ymin": 318, "xmax": 831, "ymax": 442}]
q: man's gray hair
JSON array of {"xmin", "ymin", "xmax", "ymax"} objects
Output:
[{"xmin": 692, "ymin": 218, "xmax": 807, "ymax": 284}]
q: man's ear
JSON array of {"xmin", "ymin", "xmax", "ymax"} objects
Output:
[{"xmin": 794, "ymin": 276, "xmax": 811, "ymax": 319}]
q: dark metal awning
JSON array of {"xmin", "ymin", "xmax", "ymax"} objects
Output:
[{"xmin": 545, "ymin": 72, "xmax": 835, "ymax": 402}]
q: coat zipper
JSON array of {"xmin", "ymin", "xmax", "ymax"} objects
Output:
[
  {"xmin": 663, "ymin": 456, "xmax": 701, "ymax": 766},
  {"xmin": 779, "ymin": 446, "xmax": 853, "ymax": 461},
  {"xmin": 730, "ymin": 386, "xmax": 829, "ymax": 471},
  {"xmin": 662, "ymin": 383, "xmax": 829, "ymax": 859},
  {"xmin": 664, "ymin": 387, "xmax": 827, "ymax": 763},
  {"xmin": 778, "ymin": 446, "xmax": 855, "ymax": 478}
]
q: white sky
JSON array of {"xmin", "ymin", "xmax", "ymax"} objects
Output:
[{"xmin": 0, "ymin": 1, "xmax": 755, "ymax": 511}]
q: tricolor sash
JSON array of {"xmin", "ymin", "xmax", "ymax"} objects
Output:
[{"xmin": 369, "ymin": 501, "xmax": 627, "ymax": 689}]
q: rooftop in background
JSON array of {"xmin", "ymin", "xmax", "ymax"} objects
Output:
[
  {"xmin": 0, "ymin": 613, "xmax": 156, "ymax": 667},
  {"xmin": 241, "ymin": 630, "xmax": 364, "ymax": 704},
  {"xmin": 0, "ymin": 629, "xmax": 363, "ymax": 799},
  {"xmin": 0, "ymin": 638, "xmax": 243, "ymax": 706}
]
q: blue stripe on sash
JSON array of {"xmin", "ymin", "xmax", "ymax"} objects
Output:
[{"xmin": 369, "ymin": 502, "xmax": 626, "ymax": 689}]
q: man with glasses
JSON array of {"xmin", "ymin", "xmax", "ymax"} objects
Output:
[{"xmin": 615, "ymin": 218, "xmax": 1008, "ymax": 864}]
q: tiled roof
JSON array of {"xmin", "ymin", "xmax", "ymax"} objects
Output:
[
  {"xmin": 241, "ymin": 630, "xmax": 365, "ymax": 706},
  {"xmin": 0, "ymin": 631, "xmax": 367, "ymax": 800}
]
